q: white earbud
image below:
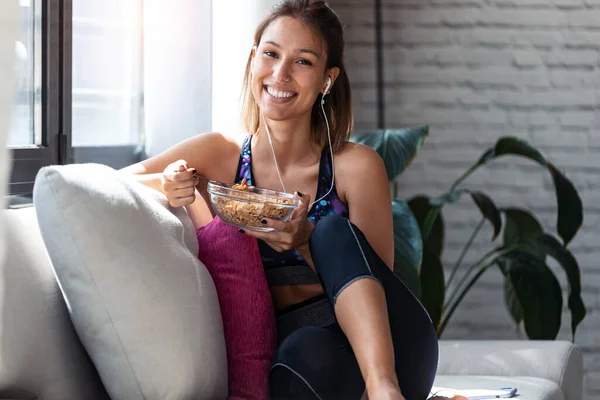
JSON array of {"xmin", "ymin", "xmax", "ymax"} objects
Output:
[{"xmin": 322, "ymin": 77, "xmax": 332, "ymax": 105}]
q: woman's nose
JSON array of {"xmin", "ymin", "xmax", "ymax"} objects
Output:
[{"xmin": 273, "ymin": 61, "xmax": 291, "ymax": 82}]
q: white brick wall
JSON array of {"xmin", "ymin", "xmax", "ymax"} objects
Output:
[{"xmin": 331, "ymin": 0, "xmax": 600, "ymax": 398}]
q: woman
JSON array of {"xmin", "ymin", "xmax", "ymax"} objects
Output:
[{"xmin": 122, "ymin": 1, "xmax": 439, "ymax": 399}]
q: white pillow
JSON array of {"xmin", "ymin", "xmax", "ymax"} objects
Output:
[{"xmin": 33, "ymin": 163, "xmax": 227, "ymax": 400}]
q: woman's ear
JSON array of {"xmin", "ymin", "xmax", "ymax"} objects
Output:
[
  {"xmin": 250, "ymin": 45, "xmax": 257, "ymax": 71},
  {"xmin": 323, "ymin": 67, "xmax": 341, "ymax": 94}
]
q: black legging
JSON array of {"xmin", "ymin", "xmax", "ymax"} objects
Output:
[{"xmin": 269, "ymin": 215, "xmax": 438, "ymax": 400}]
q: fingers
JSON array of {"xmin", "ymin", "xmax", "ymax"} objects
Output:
[
  {"xmin": 291, "ymin": 191, "xmax": 311, "ymax": 220},
  {"xmin": 162, "ymin": 178, "xmax": 196, "ymax": 191},
  {"xmin": 168, "ymin": 195, "xmax": 195, "ymax": 208},
  {"xmin": 165, "ymin": 167, "xmax": 196, "ymax": 182},
  {"xmin": 241, "ymin": 228, "xmax": 290, "ymax": 252},
  {"xmin": 170, "ymin": 185, "xmax": 196, "ymax": 207},
  {"xmin": 167, "ymin": 159, "xmax": 188, "ymax": 177},
  {"xmin": 173, "ymin": 185, "xmax": 196, "ymax": 197},
  {"xmin": 261, "ymin": 217, "xmax": 289, "ymax": 233},
  {"xmin": 162, "ymin": 160, "xmax": 198, "ymax": 207}
]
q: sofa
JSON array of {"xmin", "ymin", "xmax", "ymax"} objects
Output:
[{"xmin": 0, "ymin": 176, "xmax": 584, "ymax": 399}]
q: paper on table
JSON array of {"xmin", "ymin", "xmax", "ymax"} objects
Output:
[{"xmin": 430, "ymin": 386, "xmax": 517, "ymax": 400}]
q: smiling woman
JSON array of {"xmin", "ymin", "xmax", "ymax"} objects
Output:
[{"xmin": 122, "ymin": 1, "xmax": 439, "ymax": 399}]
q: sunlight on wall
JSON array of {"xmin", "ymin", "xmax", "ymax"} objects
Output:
[
  {"xmin": 211, "ymin": 0, "xmax": 279, "ymax": 142},
  {"xmin": 143, "ymin": 0, "xmax": 212, "ymax": 157}
]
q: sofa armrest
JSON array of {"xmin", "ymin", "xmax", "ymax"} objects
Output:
[{"xmin": 437, "ymin": 340, "xmax": 583, "ymax": 400}]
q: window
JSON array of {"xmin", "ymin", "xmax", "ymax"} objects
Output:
[
  {"xmin": 71, "ymin": 0, "xmax": 143, "ymax": 147},
  {"xmin": 8, "ymin": 0, "xmax": 60, "ymax": 202},
  {"xmin": 7, "ymin": 0, "xmax": 144, "ymax": 205},
  {"xmin": 9, "ymin": 0, "xmax": 42, "ymax": 149}
]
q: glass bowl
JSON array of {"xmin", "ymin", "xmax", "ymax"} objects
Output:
[{"xmin": 207, "ymin": 180, "xmax": 299, "ymax": 232}]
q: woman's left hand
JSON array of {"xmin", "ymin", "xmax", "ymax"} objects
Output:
[{"xmin": 241, "ymin": 192, "xmax": 313, "ymax": 253}]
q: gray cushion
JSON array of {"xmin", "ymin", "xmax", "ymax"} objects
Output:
[
  {"xmin": 437, "ymin": 340, "xmax": 583, "ymax": 400},
  {"xmin": 0, "ymin": 207, "xmax": 109, "ymax": 400},
  {"xmin": 433, "ymin": 376, "xmax": 563, "ymax": 400},
  {"xmin": 33, "ymin": 163, "xmax": 228, "ymax": 400}
]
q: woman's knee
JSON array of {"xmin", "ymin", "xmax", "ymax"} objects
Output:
[
  {"xmin": 309, "ymin": 215, "xmax": 383, "ymax": 302},
  {"xmin": 309, "ymin": 214, "xmax": 358, "ymax": 269},
  {"xmin": 309, "ymin": 214, "xmax": 350, "ymax": 252}
]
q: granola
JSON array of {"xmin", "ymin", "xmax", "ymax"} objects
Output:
[{"xmin": 212, "ymin": 179, "xmax": 296, "ymax": 228}]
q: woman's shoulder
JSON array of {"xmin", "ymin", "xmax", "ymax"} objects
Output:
[
  {"xmin": 333, "ymin": 141, "xmax": 388, "ymax": 204},
  {"xmin": 185, "ymin": 132, "xmax": 243, "ymax": 161},
  {"xmin": 184, "ymin": 132, "xmax": 243, "ymax": 175},
  {"xmin": 195, "ymin": 132, "xmax": 243, "ymax": 151},
  {"xmin": 335, "ymin": 141, "xmax": 385, "ymax": 172}
]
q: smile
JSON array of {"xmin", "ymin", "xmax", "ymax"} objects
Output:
[{"xmin": 264, "ymin": 85, "xmax": 297, "ymax": 99}]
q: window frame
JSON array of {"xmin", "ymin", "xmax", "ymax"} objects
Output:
[
  {"xmin": 7, "ymin": 0, "xmax": 144, "ymax": 206},
  {"xmin": 9, "ymin": 0, "xmax": 62, "ymax": 201}
]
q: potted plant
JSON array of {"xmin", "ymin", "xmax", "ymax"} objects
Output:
[{"xmin": 351, "ymin": 127, "xmax": 585, "ymax": 341}]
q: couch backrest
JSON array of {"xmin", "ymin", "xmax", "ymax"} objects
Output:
[{"xmin": 0, "ymin": 206, "xmax": 109, "ymax": 400}]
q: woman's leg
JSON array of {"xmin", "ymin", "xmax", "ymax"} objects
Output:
[
  {"xmin": 309, "ymin": 215, "xmax": 438, "ymax": 400},
  {"xmin": 270, "ymin": 324, "xmax": 364, "ymax": 400}
]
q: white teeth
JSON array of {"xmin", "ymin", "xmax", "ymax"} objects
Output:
[{"xmin": 266, "ymin": 86, "xmax": 295, "ymax": 99}]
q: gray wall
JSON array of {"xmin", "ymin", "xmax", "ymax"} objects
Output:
[
  {"xmin": 0, "ymin": 1, "xmax": 18, "ymax": 264},
  {"xmin": 330, "ymin": 0, "xmax": 600, "ymax": 398}
]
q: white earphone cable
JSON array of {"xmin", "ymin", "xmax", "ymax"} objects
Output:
[
  {"xmin": 309, "ymin": 93, "xmax": 335, "ymax": 210},
  {"xmin": 262, "ymin": 87, "xmax": 335, "ymax": 211},
  {"xmin": 263, "ymin": 113, "xmax": 287, "ymax": 193}
]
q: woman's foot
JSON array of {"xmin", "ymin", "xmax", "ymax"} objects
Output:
[
  {"xmin": 365, "ymin": 387, "xmax": 405, "ymax": 400},
  {"xmin": 366, "ymin": 384, "xmax": 470, "ymax": 400},
  {"xmin": 365, "ymin": 378, "xmax": 405, "ymax": 400}
]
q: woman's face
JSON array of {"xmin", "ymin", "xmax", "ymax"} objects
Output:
[{"xmin": 250, "ymin": 16, "xmax": 334, "ymax": 123}]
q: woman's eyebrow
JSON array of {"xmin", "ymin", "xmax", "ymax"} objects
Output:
[{"xmin": 263, "ymin": 40, "xmax": 320, "ymax": 58}]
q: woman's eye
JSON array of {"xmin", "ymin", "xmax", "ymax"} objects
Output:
[
  {"xmin": 264, "ymin": 51, "xmax": 277, "ymax": 58},
  {"xmin": 297, "ymin": 59, "xmax": 312, "ymax": 66}
]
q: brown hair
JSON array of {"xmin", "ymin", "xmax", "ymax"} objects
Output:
[{"xmin": 240, "ymin": 0, "xmax": 353, "ymax": 153}]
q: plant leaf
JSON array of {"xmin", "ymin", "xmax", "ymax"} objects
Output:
[
  {"xmin": 420, "ymin": 246, "xmax": 445, "ymax": 334},
  {"xmin": 498, "ymin": 251, "xmax": 563, "ymax": 340},
  {"xmin": 502, "ymin": 208, "xmax": 545, "ymax": 260},
  {"xmin": 408, "ymin": 195, "xmax": 445, "ymax": 257},
  {"xmin": 474, "ymin": 136, "xmax": 582, "ymax": 246},
  {"xmin": 391, "ymin": 200, "xmax": 422, "ymax": 298},
  {"xmin": 429, "ymin": 189, "xmax": 501, "ymax": 241},
  {"xmin": 350, "ymin": 126, "xmax": 429, "ymax": 181},
  {"xmin": 470, "ymin": 191, "xmax": 502, "ymax": 240},
  {"xmin": 494, "ymin": 136, "xmax": 547, "ymax": 164},
  {"xmin": 536, "ymin": 233, "xmax": 587, "ymax": 340},
  {"xmin": 548, "ymin": 165, "xmax": 583, "ymax": 246},
  {"xmin": 503, "ymin": 278, "xmax": 523, "ymax": 326}
]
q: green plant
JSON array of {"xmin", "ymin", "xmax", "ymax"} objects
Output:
[{"xmin": 351, "ymin": 129, "xmax": 586, "ymax": 341}]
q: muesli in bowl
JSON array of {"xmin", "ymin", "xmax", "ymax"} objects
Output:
[{"xmin": 207, "ymin": 179, "xmax": 299, "ymax": 232}]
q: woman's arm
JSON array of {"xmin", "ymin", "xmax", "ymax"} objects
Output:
[
  {"xmin": 338, "ymin": 143, "xmax": 394, "ymax": 269},
  {"xmin": 119, "ymin": 132, "xmax": 238, "ymax": 192}
]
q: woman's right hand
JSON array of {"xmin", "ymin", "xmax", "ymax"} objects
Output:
[{"xmin": 161, "ymin": 160, "xmax": 197, "ymax": 207}]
